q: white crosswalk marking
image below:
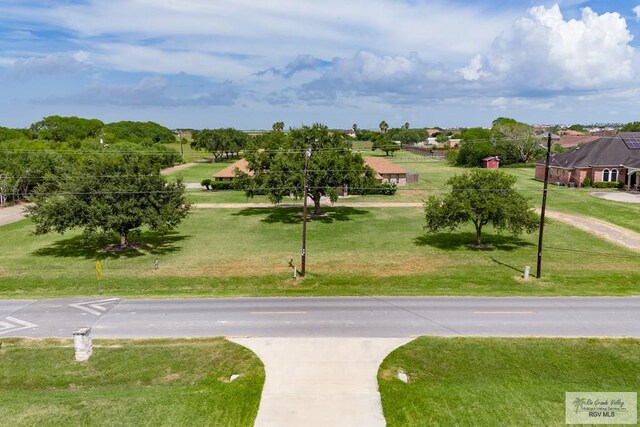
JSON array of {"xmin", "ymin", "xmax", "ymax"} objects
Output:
[
  {"xmin": 0, "ymin": 316, "xmax": 37, "ymax": 335},
  {"xmin": 69, "ymin": 298, "xmax": 120, "ymax": 316}
]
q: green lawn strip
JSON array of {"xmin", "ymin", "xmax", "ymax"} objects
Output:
[
  {"xmin": 1, "ymin": 206, "xmax": 638, "ymax": 298},
  {"xmin": 161, "ymin": 142, "xmax": 210, "ymax": 163},
  {"xmin": 379, "ymin": 337, "xmax": 640, "ymax": 427},
  {"xmin": 163, "ymin": 160, "xmax": 239, "ymax": 183},
  {"xmin": 0, "ymin": 338, "xmax": 264, "ymax": 427}
]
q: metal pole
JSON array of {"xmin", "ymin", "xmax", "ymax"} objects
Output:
[
  {"xmin": 536, "ymin": 132, "xmax": 552, "ymax": 279},
  {"xmin": 301, "ymin": 148, "xmax": 311, "ymax": 277}
]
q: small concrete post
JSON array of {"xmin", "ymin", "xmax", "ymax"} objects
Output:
[
  {"xmin": 293, "ymin": 267, "xmax": 297, "ymax": 279},
  {"xmin": 73, "ymin": 327, "xmax": 93, "ymax": 362},
  {"xmin": 524, "ymin": 265, "xmax": 531, "ymax": 280}
]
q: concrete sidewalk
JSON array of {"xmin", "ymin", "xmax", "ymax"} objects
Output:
[{"xmin": 230, "ymin": 337, "xmax": 411, "ymax": 427}]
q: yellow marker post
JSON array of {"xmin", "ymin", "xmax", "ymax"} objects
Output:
[{"xmin": 96, "ymin": 261, "xmax": 102, "ymax": 293}]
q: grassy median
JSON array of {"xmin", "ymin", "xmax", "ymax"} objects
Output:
[
  {"xmin": 379, "ymin": 337, "xmax": 640, "ymax": 426},
  {"xmin": 0, "ymin": 338, "xmax": 264, "ymax": 426}
]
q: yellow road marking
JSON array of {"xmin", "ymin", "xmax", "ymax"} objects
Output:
[
  {"xmin": 474, "ymin": 311, "xmax": 533, "ymax": 314},
  {"xmin": 250, "ymin": 311, "xmax": 307, "ymax": 315}
]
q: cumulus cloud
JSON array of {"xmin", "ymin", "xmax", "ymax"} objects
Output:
[
  {"xmin": 42, "ymin": 76, "xmax": 238, "ymax": 107},
  {"xmin": 634, "ymin": 5, "xmax": 640, "ymax": 21},
  {"xmin": 296, "ymin": 50, "xmax": 462, "ymax": 103},
  {"xmin": 466, "ymin": 5, "xmax": 635, "ymax": 92}
]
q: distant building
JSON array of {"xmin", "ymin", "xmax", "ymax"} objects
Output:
[
  {"xmin": 213, "ymin": 159, "xmax": 251, "ymax": 181},
  {"xmin": 482, "ymin": 156, "xmax": 500, "ymax": 169},
  {"xmin": 364, "ymin": 157, "xmax": 409, "ymax": 185}
]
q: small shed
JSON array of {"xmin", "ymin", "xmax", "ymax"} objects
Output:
[{"xmin": 482, "ymin": 156, "xmax": 500, "ymax": 169}]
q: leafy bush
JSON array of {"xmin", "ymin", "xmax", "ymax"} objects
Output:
[
  {"xmin": 201, "ymin": 179, "xmax": 212, "ymax": 190},
  {"xmin": 582, "ymin": 176, "xmax": 592, "ymax": 187},
  {"xmin": 209, "ymin": 180, "xmax": 236, "ymax": 190},
  {"xmin": 351, "ymin": 182, "xmax": 397, "ymax": 195},
  {"xmin": 445, "ymin": 150, "xmax": 459, "ymax": 166},
  {"xmin": 593, "ymin": 181, "xmax": 621, "ymax": 189}
]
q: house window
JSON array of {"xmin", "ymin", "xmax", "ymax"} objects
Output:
[
  {"xmin": 603, "ymin": 169, "xmax": 610, "ymax": 182},
  {"xmin": 611, "ymin": 168, "xmax": 619, "ymax": 182}
]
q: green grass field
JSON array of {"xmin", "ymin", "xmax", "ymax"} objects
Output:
[
  {"xmin": 379, "ymin": 337, "xmax": 640, "ymax": 426},
  {"xmin": 1, "ymin": 203, "xmax": 638, "ymax": 298},
  {"xmin": 169, "ymin": 151, "xmax": 640, "ymax": 233},
  {"xmin": 1, "ymin": 338, "xmax": 264, "ymax": 427}
]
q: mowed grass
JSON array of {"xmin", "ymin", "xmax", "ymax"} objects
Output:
[
  {"xmin": 379, "ymin": 337, "xmax": 640, "ymax": 427},
  {"xmin": 1, "ymin": 338, "xmax": 264, "ymax": 427},
  {"xmin": 161, "ymin": 141, "xmax": 210, "ymax": 163},
  {"xmin": 1, "ymin": 203, "xmax": 639, "ymax": 298}
]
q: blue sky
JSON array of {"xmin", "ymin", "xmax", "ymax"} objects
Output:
[{"xmin": 1, "ymin": 0, "xmax": 640, "ymax": 130}]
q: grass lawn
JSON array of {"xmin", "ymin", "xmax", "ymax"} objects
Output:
[
  {"xmin": 379, "ymin": 337, "xmax": 640, "ymax": 426},
  {"xmin": 1, "ymin": 204, "xmax": 638, "ymax": 298},
  {"xmin": 164, "ymin": 150, "xmax": 640, "ymax": 234},
  {"xmin": 164, "ymin": 159, "xmax": 239, "ymax": 183},
  {"xmin": 1, "ymin": 338, "xmax": 264, "ymax": 427},
  {"xmin": 161, "ymin": 141, "xmax": 210, "ymax": 163}
]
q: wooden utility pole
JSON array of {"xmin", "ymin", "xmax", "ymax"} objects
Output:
[
  {"xmin": 536, "ymin": 132, "xmax": 552, "ymax": 279},
  {"xmin": 301, "ymin": 148, "xmax": 311, "ymax": 276}
]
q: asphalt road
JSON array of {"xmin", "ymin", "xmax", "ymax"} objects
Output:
[{"xmin": 2, "ymin": 296, "xmax": 640, "ymax": 338}]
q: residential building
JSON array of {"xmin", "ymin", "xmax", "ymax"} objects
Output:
[{"xmin": 535, "ymin": 135, "xmax": 640, "ymax": 189}]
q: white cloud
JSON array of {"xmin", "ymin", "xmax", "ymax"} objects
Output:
[
  {"xmin": 0, "ymin": 0, "xmax": 516, "ymax": 72},
  {"xmin": 634, "ymin": 5, "xmax": 640, "ymax": 21},
  {"xmin": 467, "ymin": 5, "xmax": 635, "ymax": 91},
  {"xmin": 7, "ymin": 52, "xmax": 92, "ymax": 79},
  {"xmin": 40, "ymin": 76, "xmax": 238, "ymax": 107}
]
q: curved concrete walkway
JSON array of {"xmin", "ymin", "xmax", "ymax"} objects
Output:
[{"xmin": 230, "ymin": 337, "xmax": 411, "ymax": 427}]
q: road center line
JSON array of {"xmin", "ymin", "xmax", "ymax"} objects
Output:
[
  {"xmin": 250, "ymin": 311, "xmax": 307, "ymax": 315},
  {"xmin": 474, "ymin": 311, "xmax": 533, "ymax": 314}
]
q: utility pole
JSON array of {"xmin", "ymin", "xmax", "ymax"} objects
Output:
[
  {"xmin": 177, "ymin": 130, "xmax": 184, "ymax": 161},
  {"xmin": 301, "ymin": 147, "xmax": 312, "ymax": 277},
  {"xmin": 536, "ymin": 132, "xmax": 552, "ymax": 279}
]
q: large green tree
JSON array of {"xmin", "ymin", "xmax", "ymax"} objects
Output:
[
  {"xmin": 491, "ymin": 117, "xmax": 540, "ymax": 164},
  {"xmin": 423, "ymin": 170, "xmax": 538, "ymax": 247},
  {"xmin": 240, "ymin": 123, "xmax": 376, "ymax": 215},
  {"xmin": 372, "ymin": 134, "xmax": 400, "ymax": 156},
  {"xmin": 191, "ymin": 128, "xmax": 249, "ymax": 162},
  {"xmin": 30, "ymin": 116, "xmax": 104, "ymax": 142},
  {"xmin": 102, "ymin": 121, "xmax": 175, "ymax": 145},
  {"xmin": 26, "ymin": 149, "xmax": 190, "ymax": 248}
]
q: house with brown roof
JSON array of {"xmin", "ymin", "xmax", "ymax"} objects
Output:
[
  {"xmin": 213, "ymin": 156, "xmax": 414, "ymax": 187},
  {"xmin": 535, "ymin": 135, "xmax": 640, "ymax": 188},
  {"xmin": 364, "ymin": 157, "xmax": 409, "ymax": 185},
  {"xmin": 213, "ymin": 159, "xmax": 252, "ymax": 181}
]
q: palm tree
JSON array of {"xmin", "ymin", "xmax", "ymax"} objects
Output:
[{"xmin": 379, "ymin": 120, "xmax": 389, "ymax": 133}]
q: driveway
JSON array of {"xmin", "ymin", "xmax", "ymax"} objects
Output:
[
  {"xmin": 0, "ymin": 204, "xmax": 27, "ymax": 226},
  {"xmin": 592, "ymin": 191, "xmax": 640, "ymax": 203}
]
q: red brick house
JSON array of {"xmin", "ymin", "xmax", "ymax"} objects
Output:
[{"xmin": 535, "ymin": 135, "xmax": 640, "ymax": 189}]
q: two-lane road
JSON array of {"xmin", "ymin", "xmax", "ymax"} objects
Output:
[{"xmin": 1, "ymin": 296, "xmax": 639, "ymax": 338}]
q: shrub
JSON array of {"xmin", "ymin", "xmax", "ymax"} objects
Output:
[
  {"xmin": 201, "ymin": 179, "xmax": 212, "ymax": 190},
  {"xmin": 351, "ymin": 182, "xmax": 397, "ymax": 195},
  {"xmin": 593, "ymin": 181, "xmax": 620, "ymax": 189},
  {"xmin": 209, "ymin": 180, "xmax": 236, "ymax": 191},
  {"xmin": 582, "ymin": 176, "xmax": 592, "ymax": 187}
]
